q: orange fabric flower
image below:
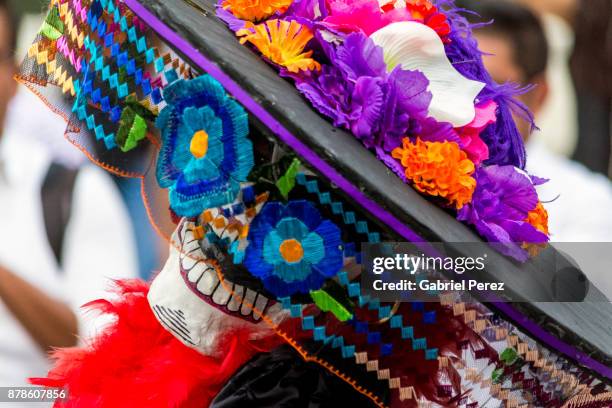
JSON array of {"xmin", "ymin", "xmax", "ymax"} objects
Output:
[
  {"xmin": 405, "ymin": 0, "xmax": 451, "ymax": 40},
  {"xmin": 391, "ymin": 138, "xmax": 476, "ymax": 209},
  {"xmin": 523, "ymin": 202, "xmax": 549, "ymax": 256},
  {"xmin": 237, "ymin": 20, "xmax": 321, "ymax": 73},
  {"xmin": 222, "ymin": 0, "xmax": 293, "ymax": 22},
  {"xmin": 526, "ymin": 201, "xmax": 549, "ymax": 235}
]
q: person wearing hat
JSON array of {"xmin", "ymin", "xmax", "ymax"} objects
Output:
[{"xmin": 14, "ymin": 0, "xmax": 612, "ymax": 406}]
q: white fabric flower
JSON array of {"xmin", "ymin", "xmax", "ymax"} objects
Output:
[{"xmin": 370, "ymin": 21, "xmax": 485, "ymax": 127}]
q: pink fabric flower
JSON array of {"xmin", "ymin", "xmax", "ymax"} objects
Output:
[
  {"xmin": 455, "ymin": 100, "xmax": 497, "ymax": 165},
  {"xmin": 323, "ymin": 0, "xmax": 410, "ymax": 36}
]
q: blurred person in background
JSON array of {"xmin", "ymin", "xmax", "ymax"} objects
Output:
[
  {"xmin": 461, "ymin": 0, "xmax": 612, "ymax": 242},
  {"xmin": 5, "ymin": 0, "xmax": 165, "ymax": 281},
  {"xmin": 514, "ymin": 0, "xmax": 579, "ymax": 159},
  {"xmin": 516, "ymin": 0, "xmax": 612, "ymax": 177},
  {"xmin": 515, "ymin": 0, "xmax": 578, "ymax": 23},
  {"xmin": 0, "ymin": 0, "xmax": 138, "ymax": 398},
  {"xmin": 569, "ymin": 0, "xmax": 612, "ymax": 178}
]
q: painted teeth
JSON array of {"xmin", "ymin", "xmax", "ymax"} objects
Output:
[
  {"xmin": 179, "ymin": 232, "xmax": 203, "ymax": 270},
  {"xmin": 240, "ymin": 289, "xmax": 258, "ymax": 316},
  {"xmin": 212, "ymin": 281, "xmax": 233, "ymax": 305},
  {"xmin": 182, "ymin": 230, "xmax": 200, "ymax": 254},
  {"xmin": 196, "ymin": 268, "xmax": 219, "ymax": 296},
  {"xmin": 181, "ymin": 253, "xmax": 201, "ymax": 270},
  {"xmin": 227, "ymin": 284, "xmax": 244, "ymax": 312},
  {"xmin": 223, "ymin": 284, "xmax": 269, "ymax": 321},
  {"xmin": 194, "ymin": 274, "xmax": 272, "ymax": 322},
  {"xmin": 184, "ymin": 241, "xmax": 200, "ymax": 256},
  {"xmin": 265, "ymin": 302, "xmax": 281, "ymax": 317},
  {"xmin": 252, "ymin": 295, "xmax": 269, "ymax": 321},
  {"xmin": 180, "ymin": 223, "xmax": 273, "ymax": 322},
  {"xmin": 187, "ymin": 262, "xmax": 206, "ymax": 283}
]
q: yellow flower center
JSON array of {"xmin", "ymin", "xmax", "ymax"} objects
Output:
[
  {"xmin": 190, "ymin": 130, "xmax": 209, "ymax": 159},
  {"xmin": 279, "ymin": 238, "xmax": 304, "ymax": 263}
]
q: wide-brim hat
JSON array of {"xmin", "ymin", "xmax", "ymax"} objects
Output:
[{"xmin": 123, "ymin": 0, "xmax": 611, "ymax": 374}]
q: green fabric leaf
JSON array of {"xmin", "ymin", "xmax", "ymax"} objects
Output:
[
  {"xmin": 39, "ymin": 7, "xmax": 64, "ymax": 41},
  {"xmin": 310, "ymin": 289, "xmax": 353, "ymax": 322},
  {"xmin": 491, "ymin": 367, "xmax": 504, "ymax": 383},
  {"xmin": 116, "ymin": 107, "xmax": 147, "ymax": 152},
  {"xmin": 276, "ymin": 158, "xmax": 301, "ymax": 199},
  {"xmin": 125, "ymin": 94, "xmax": 157, "ymax": 121},
  {"xmin": 500, "ymin": 347, "xmax": 519, "ymax": 365}
]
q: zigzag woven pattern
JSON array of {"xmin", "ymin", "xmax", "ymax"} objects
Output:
[
  {"xmin": 22, "ymin": 0, "xmax": 192, "ymax": 151},
  {"xmin": 276, "ymin": 295, "xmax": 423, "ymax": 402},
  {"xmin": 296, "ymin": 173, "xmax": 381, "ymax": 245}
]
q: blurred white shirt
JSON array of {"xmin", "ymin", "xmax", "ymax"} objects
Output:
[
  {"xmin": 4, "ymin": 87, "xmax": 86, "ymax": 169},
  {"xmin": 535, "ymin": 13, "xmax": 578, "ymax": 157},
  {"xmin": 527, "ymin": 138, "xmax": 612, "ymax": 242},
  {"xmin": 0, "ymin": 114, "xmax": 138, "ymax": 397},
  {"xmin": 527, "ymin": 138, "xmax": 612, "ymax": 298}
]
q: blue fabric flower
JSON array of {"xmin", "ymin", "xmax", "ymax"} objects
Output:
[
  {"xmin": 156, "ymin": 74, "xmax": 254, "ymax": 216},
  {"xmin": 244, "ymin": 200, "xmax": 343, "ymax": 296}
]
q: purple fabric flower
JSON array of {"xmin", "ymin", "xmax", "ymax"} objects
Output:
[
  {"xmin": 293, "ymin": 31, "xmax": 432, "ymax": 150},
  {"xmin": 295, "ymin": 65, "xmax": 352, "ymax": 128},
  {"xmin": 410, "ymin": 117, "xmax": 461, "ymax": 146},
  {"xmin": 380, "ymin": 67, "xmax": 431, "ymax": 150},
  {"xmin": 349, "ymin": 76, "xmax": 385, "ymax": 143},
  {"xmin": 285, "ymin": 0, "xmax": 328, "ymax": 22},
  {"xmin": 292, "ymin": 32, "xmax": 387, "ymax": 143},
  {"xmin": 335, "ymin": 32, "xmax": 387, "ymax": 80},
  {"xmin": 457, "ymin": 165, "xmax": 548, "ymax": 262},
  {"xmin": 530, "ymin": 174, "xmax": 549, "ymax": 186}
]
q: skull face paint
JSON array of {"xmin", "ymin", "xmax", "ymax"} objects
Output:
[{"xmin": 148, "ymin": 219, "xmax": 286, "ymax": 356}]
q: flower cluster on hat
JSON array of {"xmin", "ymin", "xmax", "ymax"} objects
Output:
[
  {"xmin": 292, "ymin": 31, "xmax": 432, "ymax": 151},
  {"xmin": 218, "ymin": 0, "xmax": 551, "ymax": 258}
]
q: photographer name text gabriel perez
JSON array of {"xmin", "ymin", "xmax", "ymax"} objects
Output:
[{"xmin": 372, "ymin": 279, "xmax": 505, "ymax": 292}]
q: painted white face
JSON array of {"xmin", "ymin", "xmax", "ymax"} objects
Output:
[{"xmin": 147, "ymin": 219, "xmax": 286, "ymax": 356}]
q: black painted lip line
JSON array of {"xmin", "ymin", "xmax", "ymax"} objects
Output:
[
  {"xmin": 124, "ymin": 0, "xmax": 612, "ymax": 380},
  {"xmin": 176, "ymin": 222, "xmax": 268, "ymax": 323}
]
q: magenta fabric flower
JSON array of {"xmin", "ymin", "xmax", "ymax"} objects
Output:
[
  {"xmin": 457, "ymin": 165, "xmax": 548, "ymax": 261},
  {"xmin": 323, "ymin": 0, "xmax": 410, "ymax": 36},
  {"xmin": 455, "ymin": 101, "xmax": 496, "ymax": 165}
]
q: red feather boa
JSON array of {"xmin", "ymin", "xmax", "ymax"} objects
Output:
[{"xmin": 31, "ymin": 279, "xmax": 283, "ymax": 407}]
